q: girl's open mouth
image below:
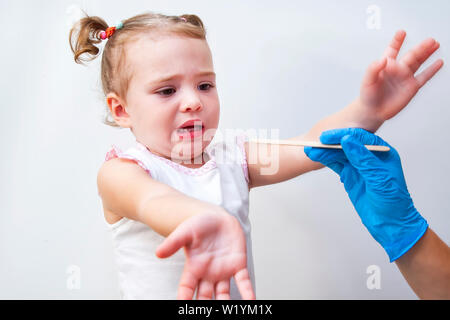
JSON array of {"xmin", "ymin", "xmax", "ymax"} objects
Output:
[{"xmin": 177, "ymin": 124, "xmax": 204, "ymax": 140}]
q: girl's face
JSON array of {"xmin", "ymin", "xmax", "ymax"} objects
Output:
[{"xmin": 108, "ymin": 34, "xmax": 220, "ymax": 165}]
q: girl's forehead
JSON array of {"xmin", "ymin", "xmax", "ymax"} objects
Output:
[
  {"xmin": 129, "ymin": 35, "xmax": 211, "ymax": 60},
  {"xmin": 127, "ymin": 36, "xmax": 214, "ymax": 79}
]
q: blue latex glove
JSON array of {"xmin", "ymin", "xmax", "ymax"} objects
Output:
[{"xmin": 304, "ymin": 128, "xmax": 428, "ymax": 262}]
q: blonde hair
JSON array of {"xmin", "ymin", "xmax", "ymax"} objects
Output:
[{"xmin": 69, "ymin": 10, "xmax": 207, "ymax": 127}]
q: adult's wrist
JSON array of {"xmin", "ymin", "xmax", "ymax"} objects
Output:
[{"xmin": 384, "ymin": 212, "xmax": 429, "ymax": 262}]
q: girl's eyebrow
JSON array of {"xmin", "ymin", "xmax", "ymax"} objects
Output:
[{"xmin": 149, "ymin": 71, "xmax": 216, "ymax": 85}]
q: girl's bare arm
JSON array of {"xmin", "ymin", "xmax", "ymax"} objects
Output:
[{"xmin": 97, "ymin": 157, "xmax": 226, "ymax": 236}]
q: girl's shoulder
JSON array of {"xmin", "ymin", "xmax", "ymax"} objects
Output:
[{"xmin": 105, "ymin": 144, "xmax": 151, "ymax": 175}]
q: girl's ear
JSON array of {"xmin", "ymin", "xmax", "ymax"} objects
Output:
[{"xmin": 106, "ymin": 93, "xmax": 132, "ymax": 128}]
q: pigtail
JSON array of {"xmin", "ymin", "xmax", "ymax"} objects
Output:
[
  {"xmin": 68, "ymin": 10, "xmax": 208, "ymax": 128},
  {"xmin": 69, "ymin": 10, "xmax": 109, "ymax": 65}
]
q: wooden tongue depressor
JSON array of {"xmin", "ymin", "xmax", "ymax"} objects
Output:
[{"xmin": 249, "ymin": 139, "xmax": 390, "ymax": 152}]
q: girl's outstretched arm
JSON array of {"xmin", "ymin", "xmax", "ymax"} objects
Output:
[
  {"xmin": 97, "ymin": 158, "xmax": 255, "ymax": 300},
  {"xmin": 246, "ymin": 30, "xmax": 443, "ymax": 189},
  {"xmin": 98, "ymin": 157, "xmax": 220, "ymax": 236}
]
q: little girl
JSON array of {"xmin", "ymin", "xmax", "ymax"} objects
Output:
[{"xmin": 69, "ymin": 10, "xmax": 442, "ymax": 300}]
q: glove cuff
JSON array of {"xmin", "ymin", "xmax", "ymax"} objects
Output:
[{"xmin": 385, "ymin": 217, "xmax": 429, "ymax": 263}]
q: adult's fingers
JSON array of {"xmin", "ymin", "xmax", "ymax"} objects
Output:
[
  {"xmin": 319, "ymin": 128, "xmax": 389, "ymax": 147},
  {"xmin": 234, "ymin": 268, "xmax": 255, "ymax": 300},
  {"xmin": 306, "ymin": 127, "xmax": 389, "ymax": 177},
  {"xmin": 304, "ymin": 146, "xmax": 347, "ymax": 164},
  {"xmin": 401, "ymin": 38, "xmax": 440, "ymax": 74},
  {"xmin": 304, "ymin": 147, "xmax": 345, "ymax": 175},
  {"xmin": 214, "ymin": 280, "xmax": 231, "ymax": 300},
  {"xmin": 415, "ymin": 59, "xmax": 444, "ymax": 88},
  {"xmin": 339, "ymin": 162, "xmax": 362, "ymax": 193},
  {"xmin": 340, "ymin": 135, "xmax": 385, "ymax": 187},
  {"xmin": 382, "ymin": 30, "xmax": 406, "ymax": 60},
  {"xmin": 176, "ymin": 268, "xmax": 198, "ymax": 300}
]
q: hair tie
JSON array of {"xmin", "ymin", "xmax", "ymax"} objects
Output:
[
  {"xmin": 180, "ymin": 17, "xmax": 187, "ymax": 22},
  {"xmin": 100, "ymin": 21, "xmax": 124, "ymax": 40}
]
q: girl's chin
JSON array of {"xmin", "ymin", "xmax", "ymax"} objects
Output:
[{"xmin": 169, "ymin": 141, "xmax": 206, "ymax": 161}]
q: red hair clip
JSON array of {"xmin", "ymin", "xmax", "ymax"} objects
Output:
[
  {"xmin": 100, "ymin": 27, "xmax": 116, "ymax": 40},
  {"xmin": 99, "ymin": 22, "xmax": 123, "ymax": 40}
]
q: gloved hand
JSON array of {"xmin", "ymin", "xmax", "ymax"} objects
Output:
[{"xmin": 304, "ymin": 128, "xmax": 428, "ymax": 262}]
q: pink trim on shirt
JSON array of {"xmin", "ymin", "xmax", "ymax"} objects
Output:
[
  {"xmin": 134, "ymin": 141, "xmax": 217, "ymax": 176},
  {"xmin": 104, "ymin": 144, "xmax": 152, "ymax": 176},
  {"xmin": 236, "ymin": 134, "xmax": 250, "ymax": 184}
]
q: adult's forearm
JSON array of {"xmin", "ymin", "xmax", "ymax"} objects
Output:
[{"xmin": 395, "ymin": 228, "xmax": 450, "ymax": 299}]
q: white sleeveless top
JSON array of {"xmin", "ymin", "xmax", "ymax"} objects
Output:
[{"xmin": 102, "ymin": 134, "xmax": 255, "ymax": 299}]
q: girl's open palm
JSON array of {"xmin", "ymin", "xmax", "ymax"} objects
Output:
[
  {"xmin": 155, "ymin": 212, "xmax": 255, "ymax": 300},
  {"xmin": 361, "ymin": 30, "xmax": 443, "ymax": 121}
]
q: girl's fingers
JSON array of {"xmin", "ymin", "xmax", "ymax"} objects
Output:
[
  {"xmin": 214, "ymin": 280, "xmax": 231, "ymax": 300},
  {"xmin": 415, "ymin": 59, "xmax": 444, "ymax": 88},
  {"xmin": 401, "ymin": 38, "xmax": 440, "ymax": 74},
  {"xmin": 234, "ymin": 268, "xmax": 255, "ymax": 300},
  {"xmin": 155, "ymin": 222, "xmax": 193, "ymax": 259},
  {"xmin": 177, "ymin": 268, "xmax": 198, "ymax": 300},
  {"xmin": 362, "ymin": 57, "xmax": 387, "ymax": 87},
  {"xmin": 197, "ymin": 280, "xmax": 214, "ymax": 300},
  {"xmin": 382, "ymin": 30, "xmax": 406, "ymax": 60}
]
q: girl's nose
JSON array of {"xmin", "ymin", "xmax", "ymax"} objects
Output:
[{"xmin": 180, "ymin": 103, "xmax": 203, "ymax": 113}]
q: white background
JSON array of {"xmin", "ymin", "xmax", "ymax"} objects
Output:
[{"xmin": 1, "ymin": 0, "xmax": 448, "ymax": 299}]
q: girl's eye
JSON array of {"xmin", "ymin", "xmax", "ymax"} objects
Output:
[
  {"xmin": 158, "ymin": 88, "xmax": 175, "ymax": 96},
  {"xmin": 157, "ymin": 84, "xmax": 215, "ymax": 96},
  {"xmin": 199, "ymin": 83, "xmax": 214, "ymax": 90}
]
